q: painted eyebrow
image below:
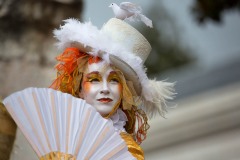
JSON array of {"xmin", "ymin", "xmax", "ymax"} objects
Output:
[
  {"xmin": 85, "ymin": 71, "xmax": 100, "ymax": 77},
  {"xmin": 109, "ymin": 71, "xmax": 117, "ymax": 75},
  {"xmin": 108, "ymin": 71, "xmax": 120, "ymax": 80}
]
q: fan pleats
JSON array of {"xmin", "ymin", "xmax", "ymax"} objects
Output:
[{"xmin": 3, "ymin": 88, "xmax": 135, "ymax": 160}]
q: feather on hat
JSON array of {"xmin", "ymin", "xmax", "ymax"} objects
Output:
[{"xmin": 54, "ymin": 18, "xmax": 175, "ymax": 117}]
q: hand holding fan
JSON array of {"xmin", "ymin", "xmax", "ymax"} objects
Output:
[{"xmin": 3, "ymin": 88, "xmax": 135, "ymax": 160}]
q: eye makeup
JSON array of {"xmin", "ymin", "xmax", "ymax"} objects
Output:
[
  {"xmin": 85, "ymin": 71, "xmax": 102, "ymax": 82},
  {"xmin": 108, "ymin": 71, "xmax": 121, "ymax": 83}
]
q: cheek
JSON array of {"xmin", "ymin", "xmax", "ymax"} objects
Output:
[
  {"xmin": 118, "ymin": 84, "xmax": 122, "ymax": 93},
  {"xmin": 82, "ymin": 82, "xmax": 91, "ymax": 96},
  {"xmin": 115, "ymin": 84, "xmax": 123, "ymax": 97}
]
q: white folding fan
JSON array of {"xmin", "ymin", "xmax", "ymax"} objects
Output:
[{"xmin": 3, "ymin": 87, "xmax": 135, "ymax": 160}]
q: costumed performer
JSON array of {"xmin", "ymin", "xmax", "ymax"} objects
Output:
[{"xmin": 49, "ymin": 18, "xmax": 175, "ymax": 160}]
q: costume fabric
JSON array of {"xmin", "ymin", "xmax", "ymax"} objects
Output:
[{"xmin": 110, "ymin": 109, "xmax": 144, "ymax": 159}]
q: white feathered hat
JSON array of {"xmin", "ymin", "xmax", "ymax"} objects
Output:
[{"xmin": 54, "ymin": 18, "xmax": 175, "ymax": 116}]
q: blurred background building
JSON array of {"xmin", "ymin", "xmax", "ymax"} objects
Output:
[{"xmin": 0, "ymin": 0, "xmax": 240, "ymax": 160}]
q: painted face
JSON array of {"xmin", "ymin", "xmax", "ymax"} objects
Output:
[{"xmin": 80, "ymin": 61, "xmax": 122, "ymax": 117}]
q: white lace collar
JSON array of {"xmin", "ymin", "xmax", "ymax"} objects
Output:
[{"xmin": 109, "ymin": 109, "xmax": 128, "ymax": 133}]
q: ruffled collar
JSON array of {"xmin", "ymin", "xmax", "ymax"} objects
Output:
[{"xmin": 109, "ymin": 109, "xmax": 128, "ymax": 133}]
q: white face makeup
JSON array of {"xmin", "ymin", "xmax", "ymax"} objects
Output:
[{"xmin": 80, "ymin": 61, "xmax": 122, "ymax": 117}]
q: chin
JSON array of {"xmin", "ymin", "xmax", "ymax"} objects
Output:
[{"xmin": 95, "ymin": 105, "xmax": 113, "ymax": 116}]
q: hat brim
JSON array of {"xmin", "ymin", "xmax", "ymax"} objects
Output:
[{"xmin": 109, "ymin": 55, "xmax": 141, "ymax": 95}]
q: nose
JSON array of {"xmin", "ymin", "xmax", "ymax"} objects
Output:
[
  {"xmin": 100, "ymin": 80, "xmax": 110, "ymax": 94},
  {"xmin": 100, "ymin": 90, "xmax": 110, "ymax": 94}
]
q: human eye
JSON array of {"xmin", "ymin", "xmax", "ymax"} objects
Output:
[
  {"xmin": 86, "ymin": 72, "xmax": 101, "ymax": 83},
  {"xmin": 89, "ymin": 78, "xmax": 100, "ymax": 83},
  {"xmin": 108, "ymin": 72, "xmax": 121, "ymax": 84},
  {"xmin": 109, "ymin": 76, "xmax": 120, "ymax": 84},
  {"xmin": 110, "ymin": 78, "xmax": 119, "ymax": 83}
]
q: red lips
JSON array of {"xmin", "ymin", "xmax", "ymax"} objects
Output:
[{"xmin": 97, "ymin": 98, "xmax": 113, "ymax": 103}]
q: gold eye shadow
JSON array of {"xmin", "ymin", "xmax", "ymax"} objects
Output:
[
  {"xmin": 108, "ymin": 71, "xmax": 121, "ymax": 82},
  {"xmin": 85, "ymin": 71, "xmax": 102, "ymax": 82}
]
